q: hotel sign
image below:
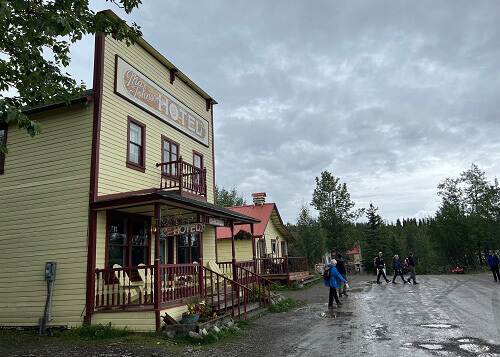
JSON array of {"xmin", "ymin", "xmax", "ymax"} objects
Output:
[
  {"xmin": 161, "ymin": 223, "xmax": 205, "ymax": 237},
  {"xmin": 115, "ymin": 56, "xmax": 209, "ymax": 146}
]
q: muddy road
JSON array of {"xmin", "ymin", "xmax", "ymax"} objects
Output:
[
  {"xmin": 200, "ymin": 274, "xmax": 500, "ymax": 356},
  {"xmin": 1, "ymin": 274, "xmax": 499, "ymax": 356}
]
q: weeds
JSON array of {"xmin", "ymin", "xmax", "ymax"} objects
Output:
[
  {"xmin": 268, "ymin": 296, "xmax": 303, "ymax": 313},
  {"xmin": 62, "ymin": 323, "xmax": 130, "ymax": 341}
]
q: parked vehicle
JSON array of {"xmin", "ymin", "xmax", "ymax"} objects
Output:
[{"xmin": 451, "ymin": 266, "xmax": 464, "ymax": 274}]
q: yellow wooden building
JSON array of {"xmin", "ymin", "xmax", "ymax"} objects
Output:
[{"xmin": 0, "ymin": 10, "xmax": 268, "ymax": 332}]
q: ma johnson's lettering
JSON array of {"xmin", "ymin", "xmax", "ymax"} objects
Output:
[{"xmin": 115, "ymin": 56, "xmax": 209, "ymax": 146}]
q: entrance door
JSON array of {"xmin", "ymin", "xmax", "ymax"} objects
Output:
[{"xmin": 160, "ymin": 238, "xmax": 167, "ymax": 264}]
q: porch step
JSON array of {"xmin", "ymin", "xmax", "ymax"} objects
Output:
[{"xmin": 302, "ymin": 275, "xmax": 321, "ymax": 285}]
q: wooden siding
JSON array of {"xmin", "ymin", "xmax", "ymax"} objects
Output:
[
  {"xmin": 97, "ymin": 36, "xmax": 215, "ymax": 203},
  {"xmin": 92, "ymin": 311, "xmax": 156, "ymax": 331},
  {"xmin": 0, "ymin": 104, "xmax": 93, "ymax": 328},
  {"xmin": 264, "ymin": 219, "xmax": 287, "ymax": 256},
  {"xmin": 216, "ymin": 240, "xmax": 253, "ymax": 262}
]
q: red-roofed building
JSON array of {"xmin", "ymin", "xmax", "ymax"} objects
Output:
[{"xmin": 216, "ymin": 193, "xmax": 309, "ymax": 284}]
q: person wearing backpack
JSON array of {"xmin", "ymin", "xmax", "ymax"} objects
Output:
[
  {"xmin": 405, "ymin": 252, "xmax": 419, "ymax": 284},
  {"xmin": 324, "ymin": 259, "xmax": 347, "ymax": 309},
  {"xmin": 336, "ymin": 253, "xmax": 348, "ymax": 297},
  {"xmin": 374, "ymin": 252, "xmax": 390, "ymax": 284}
]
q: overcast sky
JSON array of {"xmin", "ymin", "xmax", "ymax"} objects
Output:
[{"xmin": 71, "ymin": 0, "xmax": 500, "ymax": 223}]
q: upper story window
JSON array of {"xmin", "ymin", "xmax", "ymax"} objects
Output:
[
  {"xmin": 162, "ymin": 136, "xmax": 179, "ymax": 176},
  {"xmin": 0, "ymin": 123, "xmax": 7, "ymax": 175},
  {"xmin": 193, "ymin": 152, "xmax": 203, "ymax": 170},
  {"xmin": 126, "ymin": 117, "xmax": 146, "ymax": 172}
]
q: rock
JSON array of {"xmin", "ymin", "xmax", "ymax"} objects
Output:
[
  {"xmin": 212, "ymin": 325, "xmax": 220, "ymax": 333},
  {"xmin": 166, "ymin": 330, "xmax": 176, "ymax": 338},
  {"xmin": 185, "ymin": 347, "xmax": 194, "ymax": 353},
  {"xmin": 227, "ymin": 320, "xmax": 234, "ymax": 327},
  {"xmin": 188, "ymin": 331, "xmax": 202, "ymax": 340},
  {"xmin": 200, "ymin": 328, "xmax": 208, "ymax": 336}
]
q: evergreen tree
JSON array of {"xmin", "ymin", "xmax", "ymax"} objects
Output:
[{"xmin": 311, "ymin": 171, "xmax": 362, "ymax": 252}]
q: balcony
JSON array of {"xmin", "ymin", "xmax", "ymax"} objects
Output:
[{"xmin": 156, "ymin": 157, "xmax": 207, "ymax": 198}]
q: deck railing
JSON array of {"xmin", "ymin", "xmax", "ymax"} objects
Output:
[
  {"xmin": 156, "ymin": 157, "xmax": 207, "ymax": 197},
  {"xmin": 203, "ymin": 266, "xmax": 251, "ymax": 319},
  {"xmin": 255, "ymin": 256, "xmax": 309, "ymax": 276},
  {"xmin": 159, "ymin": 263, "xmax": 201, "ymax": 305},
  {"xmin": 94, "ymin": 265, "xmax": 155, "ymax": 311},
  {"xmin": 94, "ymin": 263, "xmax": 202, "ymax": 311}
]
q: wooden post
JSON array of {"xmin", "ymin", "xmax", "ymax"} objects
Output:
[
  {"xmin": 178, "ymin": 156, "xmax": 183, "ymax": 193},
  {"xmin": 285, "ymin": 254, "xmax": 290, "ymax": 286},
  {"xmin": 305, "ymin": 254, "xmax": 309, "ymax": 272},
  {"xmin": 198, "ymin": 213, "xmax": 204, "ymax": 298},
  {"xmin": 231, "ymin": 222, "xmax": 237, "ymax": 283},
  {"xmin": 154, "ymin": 203, "xmax": 161, "ymax": 332},
  {"xmin": 250, "ymin": 223, "xmax": 256, "ymax": 274}
]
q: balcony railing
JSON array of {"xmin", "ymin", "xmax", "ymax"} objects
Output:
[{"xmin": 156, "ymin": 157, "xmax": 207, "ymax": 197}]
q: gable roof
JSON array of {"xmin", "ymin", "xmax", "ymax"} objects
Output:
[{"xmin": 217, "ymin": 203, "xmax": 294, "ymax": 242}]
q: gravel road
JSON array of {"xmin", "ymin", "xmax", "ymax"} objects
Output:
[{"xmin": 2, "ymin": 274, "xmax": 499, "ymax": 357}]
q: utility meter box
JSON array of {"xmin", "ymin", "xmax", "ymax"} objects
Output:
[{"xmin": 44, "ymin": 262, "xmax": 57, "ymax": 281}]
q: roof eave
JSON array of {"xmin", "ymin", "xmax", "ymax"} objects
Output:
[{"xmin": 99, "ymin": 9, "xmax": 218, "ymax": 106}]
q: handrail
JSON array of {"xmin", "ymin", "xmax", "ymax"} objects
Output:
[
  {"xmin": 156, "ymin": 158, "xmax": 206, "ymax": 196},
  {"xmin": 204, "ymin": 266, "xmax": 250, "ymax": 292},
  {"xmin": 237, "ymin": 265, "xmax": 274, "ymax": 285}
]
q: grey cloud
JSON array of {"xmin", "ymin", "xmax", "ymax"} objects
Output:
[{"xmin": 72, "ymin": 0, "xmax": 500, "ymax": 222}]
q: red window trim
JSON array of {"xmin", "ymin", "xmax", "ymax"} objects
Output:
[
  {"xmin": 0, "ymin": 123, "xmax": 8, "ymax": 175},
  {"xmin": 105, "ymin": 210, "xmax": 152, "ymax": 269},
  {"xmin": 161, "ymin": 135, "xmax": 180, "ymax": 175},
  {"xmin": 192, "ymin": 150, "xmax": 204, "ymax": 170},
  {"xmin": 126, "ymin": 116, "xmax": 146, "ymax": 173}
]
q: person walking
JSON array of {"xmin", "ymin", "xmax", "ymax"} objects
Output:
[
  {"xmin": 392, "ymin": 255, "xmax": 407, "ymax": 284},
  {"xmin": 405, "ymin": 252, "xmax": 419, "ymax": 284},
  {"xmin": 324, "ymin": 259, "xmax": 347, "ymax": 309},
  {"xmin": 374, "ymin": 252, "xmax": 390, "ymax": 284},
  {"xmin": 336, "ymin": 253, "xmax": 348, "ymax": 297},
  {"xmin": 487, "ymin": 251, "xmax": 500, "ymax": 282}
]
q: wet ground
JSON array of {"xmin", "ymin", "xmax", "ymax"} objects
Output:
[
  {"xmin": 198, "ymin": 274, "xmax": 500, "ymax": 357},
  {"xmin": 1, "ymin": 274, "xmax": 499, "ymax": 356}
]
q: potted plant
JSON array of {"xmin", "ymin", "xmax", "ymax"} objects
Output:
[{"xmin": 181, "ymin": 296, "xmax": 209, "ymax": 324}]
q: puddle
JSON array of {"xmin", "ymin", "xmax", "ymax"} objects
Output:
[
  {"xmin": 347, "ymin": 288, "xmax": 364, "ymax": 293},
  {"xmin": 459, "ymin": 344, "xmax": 490, "ymax": 353},
  {"xmin": 419, "ymin": 344, "xmax": 443, "ymax": 350},
  {"xmin": 457, "ymin": 338, "xmax": 472, "ymax": 343},
  {"xmin": 363, "ymin": 323, "xmax": 390, "ymax": 341},
  {"xmin": 420, "ymin": 324, "xmax": 454, "ymax": 329},
  {"xmin": 320, "ymin": 311, "xmax": 354, "ymax": 318}
]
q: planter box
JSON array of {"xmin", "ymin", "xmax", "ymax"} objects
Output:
[{"xmin": 163, "ymin": 313, "xmax": 232, "ymax": 336}]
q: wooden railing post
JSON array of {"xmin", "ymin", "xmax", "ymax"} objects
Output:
[
  {"xmin": 305, "ymin": 254, "xmax": 309, "ymax": 271},
  {"xmin": 179, "ymin": 157, "xmax": 184, "ymax": 192},
  {"xmin": 154, "ymin": 260, "xmax": 161, "ymax": 332},
  {"xmin": 285, "ymin": 254, "xmax": 290, "ymax": 286}
]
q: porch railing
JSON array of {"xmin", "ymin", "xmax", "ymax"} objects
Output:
[
  {"xmin": 159, "ymin": 263, "xmax": 201, "ymax": 304},
  {"xmin": 255, "ymin": 256, "xmax": 309, "ymax": 276},
  {"xmin": 94, "ymin": 265, "xmax": 155, "ymax": 311},
  {"xmin": 203, "ymin": 266, "xmax": 251, "ymax": 319},
  {"xmin": 156, "ymin": 158, "xmax": 207, "ymax": 197}
]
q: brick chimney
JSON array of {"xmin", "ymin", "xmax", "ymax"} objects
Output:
[{"xmin": 252, "ymin": 192, "xmax": 266, "ymax": 205}]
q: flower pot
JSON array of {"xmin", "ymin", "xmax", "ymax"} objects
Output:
[{"xmin": 182, "ymin": 313, "xmax": 200, "ymax": 324}]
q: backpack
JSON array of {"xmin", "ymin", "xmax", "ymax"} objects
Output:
[{"xmin": 323, "ymin": 267, "xmax": 331, "ymax": 281}]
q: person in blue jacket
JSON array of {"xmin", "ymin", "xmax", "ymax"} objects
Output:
[
  {"xmin": 324, "ymin": 259, "xmax": 347, "ymax": 309},
  {"xmin": 488, "ymin": 251, "xmax": 500, "ymax": 282}
]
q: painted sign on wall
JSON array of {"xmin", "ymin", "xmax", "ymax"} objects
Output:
[
  {"xmin": 161, "ymin": 223, "xmax": 205, "ymax": 237},
  {"xmin": 115, "ymin": 56, "xmax": 209, "ymax": 146},
  {"xmin": 208, "ymin": 217, "xmax": 225, "ymax": 227}
]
